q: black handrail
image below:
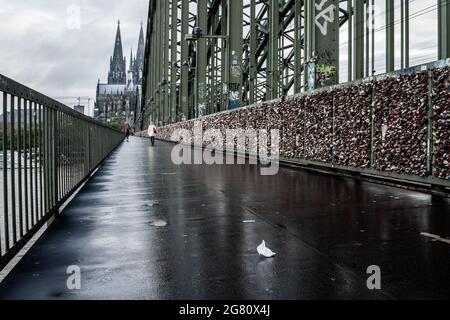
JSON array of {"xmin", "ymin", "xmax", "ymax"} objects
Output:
[{"xmin": 0, "ymin": 74, "xmax": 125, "ymax": 270}]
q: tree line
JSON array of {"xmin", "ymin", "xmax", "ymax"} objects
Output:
[{"xmin": 0, "ymin": 127, "xmax": 42, "ymax": 151}]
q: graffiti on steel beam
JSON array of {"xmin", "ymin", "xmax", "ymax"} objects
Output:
[{"xmin": 315, "ymin": 0, "xmax": 336, "ymax": 36}]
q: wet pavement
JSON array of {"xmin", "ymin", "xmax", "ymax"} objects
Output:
[{"xmin": 0, "ymin": 137, "xmax": 449, "ymax": 300}]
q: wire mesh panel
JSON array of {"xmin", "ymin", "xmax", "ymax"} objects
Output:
[
  {"xmin": 373, "ymin": 72, "xmax": 429, "ymax": 176},
  {"xmin": 305, "ymin": 91, "xmax": 334, "ymax": 163},
  {"xmin": 277, "ymin": 97, "xmax": 306, "ymax": 160},
  {"xmin": 333, "ymin": 83, "xmax": 372, "ymax": 168},
  {"xmin": 432, "ymin": 66, "xmax": 450, "ymax": 180},
  {"xmin": 0, "ymin": 74, "xmax": 124, "ymax": 269},
  {"xmin": 140, "ymin": 62, "xmax": 450, "ymax": 190}
]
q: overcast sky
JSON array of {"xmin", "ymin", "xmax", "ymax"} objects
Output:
[
  {"xmin": 0, "ymin": 0, "xmax": 149, "ymax": 115},
  {"xmin": 0, "ymin": 0, "xmax": 439, "ymax": 115}
]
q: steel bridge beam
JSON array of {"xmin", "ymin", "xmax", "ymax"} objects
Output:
[
  {"xmin": 353, "ymin": 0, "xmax": 364, "ymax": 80},
  {"xmin": 197, "ymin": 0, "xmax": 208, "ymax": 117},
  {"xmin": 438, "ymin": 0, "xmax": 450, "ymax": 60},
  {"xmin": 170, "ymin": 0, "xmax": 178, "ymax": 123},
  {"xmin": 180, "ymin": 0, "xmax": 190, "ymax": 120},
  {"xmin": 386, "ymin": 0, "xmax": 395, "ymax": 72},
  {"xmin": 138, "ymin": 0, "xmax": 431, "ymax": 129},
  {"xmin": 227, "ymin": 0, "xmax": 244, "ymax": 109}
]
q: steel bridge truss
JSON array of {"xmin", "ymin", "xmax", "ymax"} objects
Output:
[{"xmin": 139, "ymin": 0, "xmax": 450, "ymax": 128}]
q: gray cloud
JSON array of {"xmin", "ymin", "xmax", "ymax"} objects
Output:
[{"xmin": 0, "ymin": 0, "xmax": 440, "ymax": 114}]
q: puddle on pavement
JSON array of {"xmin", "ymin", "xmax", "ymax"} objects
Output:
[
  {"xmin": 147, "ymin": 220, "xmax": 168, "ymax": 227},
  {"xmin": 145, "ymin": 202, "xmax": 161, "ymax": 208}
]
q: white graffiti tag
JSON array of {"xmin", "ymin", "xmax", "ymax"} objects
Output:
[
  {"xmin": 315, "ymin": 0, "xmax": 336, "ymax": 36},
  {"xmin": 315, "ymin": 0, "xmax": 329, "ymax": 10}
]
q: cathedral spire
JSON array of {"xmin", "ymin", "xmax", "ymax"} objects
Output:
[
  {"xmin": 108, "ymin": 20, "xmax": 126, "ymax": 84},
  {"xmin": 130, "ymin": 48, "xmax": 134, "ymax": 70},
  {"xmin": 133, "ymin": 22, "xmax": 145, "ymax": 84},
  {"xmin": 137, "ymin": 22, "xmax": 145, "ymax": 60},
  {"xmin": 113, "ymin": 20, "xmax": 124, "ymax": 65}
]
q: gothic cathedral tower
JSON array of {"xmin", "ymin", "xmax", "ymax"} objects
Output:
[
  {"xmin": 108, "ymin": 20, "xmax": 127, "ymax": 84},
  {"xmin": 133, "ymin": 22, "xmax": 145, "ymax": 85}
]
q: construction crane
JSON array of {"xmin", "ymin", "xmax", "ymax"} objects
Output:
[{"xmin": 52, "ymin": 96, "xmax": 92, "ymax": 115}]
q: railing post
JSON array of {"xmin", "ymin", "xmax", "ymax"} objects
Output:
[
  {"xmin": 54, "ymin": 108, "xmax": 59, "ymax": 208},
  {"xmin": 332, "ymin": 91, "xmax": 336, "ymax": 166},
  {"xmin": 427, "ymin": 69, "xmax": 434, "ymax": 176},
  {"xmin": 10, "ymin": 94, "xmax": 17, "ymax": 244},
  {"xmin": 2, "ymin": 92, "xmax": 9, "ymax": 251}
]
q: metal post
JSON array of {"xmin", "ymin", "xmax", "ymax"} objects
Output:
[
  {"xmin": 405, "ymin": 0, "xmax": 409, "ymax": 67},
  {"xmin": 401, "ymin": 0, "xmax": 405, "ymax": 69},
  {"xmin": 268, "ymin": 0, "xmax": 279, "ymax": 100},
  {"xmin": 2, "ymin": 93, "xmax": 9, "ymax": 250},
  {"xmin": 197, "ymin": 0, "xmax": 208, "ymax": 117},
  {"xmin": 314, "ymin": 0, "xmax": 339, "ymax": 87},
  {"xmin": 365, "ymin": 0, "xmax": 370, "ymax": 77},
  {"xmin": 348, "ymin": 0, "xmax": 353, "ymax": 82},
  {"xmin": 427, "ymin": 70, "xmax": 434, "ymax": 175},
  {"xmin": 17, "ymin": 98, "xmax": 23, "ymax": 238},
  {"xmin": 180, "ymin": 0, "xmax": 190, "ymax": 120},
  {"xmin": 53, "ymin": 108, "xmax": 59, "ymax": 208},
  {"xmin": 39, "ymin": 104, "xmax": 43, "ymax": 217},
  {"xmin": 155, "ymin": 0, "xmax": 162, "ymax": 125},
  {"xmin": 249, "ymin": 0, "xmax": 257, "ymax": 102},
  {"xmin": 386, "ymin": 0, "xmax": 395, "ymax": 72},
  {"xmin": 354, "ymin": 0, "xmax": 364, "ymax": 80},
  {"xmin": 170, "ymin": 0, "xmax": 178, "ymax": 123},
  {"xmin": 29, "ymin": 101, "xmax": 34, "ymax": 227},
  {"xmin": 150, "ymin": 29, "xmax": 155, "ymax": 124},
  {"xmin": 304, "ymin": 0, "xmax": 312, "ymax": 89},
  {"xmin": 164, "ymin": 0, "xmax": 170, "ymax": 124},
  {"xmin": 370, "ymin": 83, "xmax": 375, "ymax": 167},
  {"xmin": 23, "ymin": 99, "xmax": 29, "ymax": 232},
  {"xmin": 227, "ymin": 0, "xmax": 243, "ymax": 109},
  {"xmin": 10, "ymin": 95, "xmax": 17, "ymax": 244},
  {"xmin": 372, "ymin": 0, "xmax": 375, "ymax": 74},
  {"xmin": 221, "ymin": 0, "xmax": 229, "ymax": 111},
  {"xmin": 33, "ymin": 101, "xmax": 38, "ymax": 221},
  {"xmin": 294, "ymin": 0, "xmax": 303, "ymax": 93},
  {"xmin": 438, "ymin": 0, "xmax": 450, "ymax": 60}
]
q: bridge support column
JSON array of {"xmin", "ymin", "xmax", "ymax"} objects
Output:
[
  {"xmin": 163, "ymin": 0, "xmax": 171, "ymax": 125},
  {"xmin": 170, "ymin": 0, "xmax": 178, "ymax": 123},
  {"xmin": 438, "ymin": 0, "xmax": 450, "ymax": 59},
  {"xmin": 386, "ymin": 0, "xmax": 395, "ymax": 72},
  {"xmin": 227, "ymin": 0, "xmax": 243, "ymax": 110},
  {"xmin": 197, "ymin": 0, "xmax": 208, "ymax": 117},
  {"xmin": 354, "ymin": 0, "xmax": 364, "ymax": 80},
  {"xmin": 180, "ymin": 0, "xmax": 190, "ymax": 120},
  {"xmin": 305, "ymin": 0, "xmax": 339, "ymax": 89},
  {"xmin": 294, "ymin": 0, "xmax": 303, "ymax": 94},
  {"xmin": 249, "ymin": 0, "xmax": 257, "ymax": 103},
  {"xmin": 221, "ymin": 0, "xmax": 229, "ymax": 112},
  {"xmin": 268, "ymin": 0, "xmax": 279, "ymax": 100}
]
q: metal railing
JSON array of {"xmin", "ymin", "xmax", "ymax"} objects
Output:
[{"xmin": 0, "ymin": 74, "xmax": 125, "ymax": 270}]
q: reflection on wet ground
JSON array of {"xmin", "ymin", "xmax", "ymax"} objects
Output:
[{"xmin": 0, "ymin": 137, "xmax": 449, "ymax": 299}]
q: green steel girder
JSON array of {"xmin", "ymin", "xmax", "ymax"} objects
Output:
[
  {"xmin": 140, "ymin": 0, "xmax": 426, "ymax": 129},
  {"xmin": 438, "ymin": 0, "xmax": 450, "ymax": 60}
]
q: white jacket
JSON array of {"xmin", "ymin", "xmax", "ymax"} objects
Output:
[{"xmin": 147, "ymin": 125, "xmax": 157, "ymax": 137}]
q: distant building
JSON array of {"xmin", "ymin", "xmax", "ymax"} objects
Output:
[
  {"xmin": 74, "ymin": 105, "xmax": 85, "ymax": 115},
  {"xmin": 95, "ymin": 20, "xmax": 145, "ymax": 126}
]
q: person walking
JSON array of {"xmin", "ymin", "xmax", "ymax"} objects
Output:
[
  {"xmin": 124, "ymin": 121, "xmax": 131, "ymax": 142},
  {"xmin": 147, "ymin": 121, "xmax": 157, "ymax": 146}
]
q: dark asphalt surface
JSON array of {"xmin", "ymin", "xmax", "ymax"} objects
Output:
[{"xmin": 0, "ymin": 137, "xmax": 449, "ymax": 300}]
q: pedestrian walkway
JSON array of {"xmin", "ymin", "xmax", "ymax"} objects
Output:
[{"xmin": 0, "ymin": 137, "xmax": 449, "ymax": 299}]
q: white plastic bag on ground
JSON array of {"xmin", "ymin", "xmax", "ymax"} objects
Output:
[{"xmin": 257, "ymin": 240, "xmax": 276, "ymax": 258}]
